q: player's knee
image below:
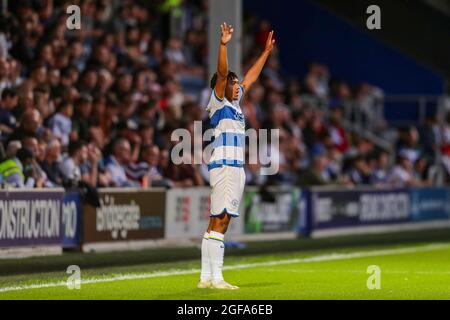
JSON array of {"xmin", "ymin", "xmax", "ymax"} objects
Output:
[{"xmin": 211, "ymin": 212, "xmax": 230, "ymax": 233}]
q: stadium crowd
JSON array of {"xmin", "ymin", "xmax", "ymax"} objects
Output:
[{"xmin": 0, "ymin": 0, "xmax": 446, "ymax": 189}]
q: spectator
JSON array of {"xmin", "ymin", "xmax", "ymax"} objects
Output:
[
  {"xmin": 370, "ymin": 150, "xmax": 390, "ymax": 185},
  {"xmin": 40, "ymin": 138, "xmax": 65, "ymax": 186},
  {"xmin": 0, "ymin": 88, "xmax": 18, "ymax": 136},
  {"xmin": 304, "ymin": 63, "xmax": 329, "ymax": 98},
  {"xmin": 419, "ymin": 115, "xmax": 439, "ymax": 164},
  {"xmin": 328, "ymin": 107, "xmax": 349, "ymax": 153},
  {"xmin": 105, "ymin": 138, "xmax": 138, "ymax": 187},
  {"xmin": 0, "ymin": 2, "xmax": 441, "ymax": 190},
  {"xmin": 0, "ymin": 57, "xmax": 11, "ymax": 95},
  {"xmin": 297, "ymin": 146, "xmax": 330, "ymax": 186},
  {"xmin": 58, "ymin": 140, "xmax": 83, "ymax": 185},
  {"xmin": 7, "ymin": 108, "xmax": 44, "ymax": 143},
  {"xmin": 5, "ymin": 140, "xmax": 21, "ymax": 159},
  {"xmin": 71, "ymin": 95, "xmax": 93, "ymax": 143},
  {"xmin": 139, "ymin": 143, "xmax": 171, "ymax": 187},
  {"xmin": 125, "ymin": 141, "xmax": 161, "ymax": 187},
  {"xmin": 0, "ymin": 147, "xmax": 39, "ymax": 187},
  {"xmin": 22, "ymin": 136, "xmax": 53, "ymax": 187},
  {"xmin": 159, "ymin": 147, "xmax": 204, "ymax": 187},
  {"xmin": 346, "ymin": 154, "xmax": 371, "ymax": 185},
  {"xmin": 396, "ymin": 126, "xmax": 421, "ymax": 164},
  {"xmin": 48, "ymin": 101, "xmax": 73, "ymax": 147},
  {"xmin": 386, "ymin": 152, "xmax": 422, "ymax": 187},
  {"xmin": 60, "ymin": 141, "xmax": 100, "ymax": 187}
]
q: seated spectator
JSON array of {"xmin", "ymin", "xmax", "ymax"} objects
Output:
[
  {"xmin": 0, "ymin": 147, "xmax": 40, "ymax": 188},
  {"xmin": 59, "ymin": 141, "xmax": 86, "ymax": 186},
  {"xmin": 48, "ymin": 101, "xmax": 73, "ymax": 147},
  {"xmin": 71, "ymin": 95, "xmax": 93, "ymax": 143},
  {"xmin": 4, "ymin": 140, "xmax": 21, "ymax": 159},
  {"xmin": 0, "ymin": 88, "xmax": 19, "ymax": 136},
  {"xmin": 22, "ymin": 136, "xmax": 54, "ymax": 187},
  {"xmin": 125, "ymin": 144, "xmax": 171, "ymax": 188},
  {"xmin": 105, "ymin": 138, "xmax": 140, "ymax": 187},
  {"xmin": 324, "ymin": 146, "xmax": 342, "ymax": 181},
  {"xmin": 84, "ymin": 143, "xmax": 102, "ymax": 186},
  {"xmin": 297, "ymin": 145, "xmax": 331, "ymax": 186},
  {"xmin": 159, "ymin": 148, "xmax": 204, "ymax": 187},
  {"xmin": 418, "ymin": 115, "xmax": 439, "ymax": 164},
  {"xmin": 125, "ymin": 159, "xmax": 150, "ymax": 187},
  {"xmin": 396, "ymin": 126, "xmax": 421, "ymax": 163},
  {"xmin": 327, "ymin": 106, "xmax": 349, "ymax": 153},
  {"xmin": 370, "ymin": 150, "xmax": 390, "ymax": 185},
  {"xmin": 386, "ymin": 152, "xmax": 422, "ymax": 187},
  {"xmin": 139, "ymin": 143, "xmax": 171, "ymax": 187},
  {"xmin": 7, "ymin": 108, "xmax": 46, "ymax": 144},
  {"xmin": 346, "ymin": 154, "xmax": 372, "ymax": 185},
  {"xmin": 414, "ymin": 157, "xmax": 432, "ymax": 186},
  {"xmin": 354, "ymin": 82, "xmax": 385, "ymax": 131},
  {"xmin": 40, "ymin": 138, "xmax": 65, "ymax": 187},
  {"xmin": 0, "ymin": 2, "xmax": 443, "ymax": 190},
  {"xmin": 60, "ymin": 141, "xmax": 101, "ymax": 187},
  {"xmin": 304, "ymin": 63, "xmax": 329, "ymax": 98}
]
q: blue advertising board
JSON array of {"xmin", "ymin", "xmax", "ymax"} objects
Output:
[
  {"xmin": 0, "ymin": 190, "xmax": 64, "ymax": 247},
  {"xmin": 410, "ymin": 187, "xmax": 450, "ymax": 222},
  {"xmin": 310, "ymin": 188, "xmax": 410, "ymax": 230},
  {"xmin": 300, "ymin": 187, "xmax": 450, "ymax": 236},
  {"xmin": 61, "ymin": 192, "xmax": 82, "ymax": 248}
]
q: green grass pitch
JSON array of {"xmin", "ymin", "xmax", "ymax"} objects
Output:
[{"xmin": 0, "ymin": 241, "xmax": 450, "ymax": 299}]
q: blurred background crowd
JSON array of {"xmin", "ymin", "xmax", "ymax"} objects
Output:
[{"xmin": 0, "ymin": 0, "xmax": 447, "ymax": 189}]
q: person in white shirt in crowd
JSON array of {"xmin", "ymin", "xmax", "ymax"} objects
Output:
[
  {"xmin": 48, "ymin": 101, "xmax": 73, "ymax": 148},
  {"xmin": 105, "ymin": 138, "xmax": 140, "ymax": 187},
  {"xmin": 60, "ymin": 140, "xmax": 101, "ymax": 187},
  {"xmin": 387, "ymin": 152, "xmax": 422, "ymax": 188}
]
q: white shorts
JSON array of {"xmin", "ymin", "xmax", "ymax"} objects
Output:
[{"xmin": 209, "ymin": 165, "xmax": 245, "ymax": 217}]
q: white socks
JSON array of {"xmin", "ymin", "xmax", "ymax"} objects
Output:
[
  {"xmin": 200, "ymin": 232, "xmax": 211, "ymax": 282},
  {"xmin": 207, "ymin": 231, "xmax": 225, "ymax": 283}
]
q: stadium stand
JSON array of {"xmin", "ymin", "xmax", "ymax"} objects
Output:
[{"xmin": 0, "ymin": 0, "xmax": 447, "ymax": 190}]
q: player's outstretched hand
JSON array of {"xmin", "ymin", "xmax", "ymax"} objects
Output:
[
  {"xmin": 264, "ymin": 30, "xmax": 276, "ymax": 53},
  {"xmin": 220, "ymin": 22, "xmax": 234, "ymax": 45}
]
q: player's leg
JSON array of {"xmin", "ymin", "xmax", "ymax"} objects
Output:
[
  {"xmin": 198, "ymin": 219, "xmax": 214, "ymax": 288},
  {"xmin": 198, "ymin": 166, "xmax": 224, "ymax": 289},
  {"xmin": 208, "ymin": 166, "xmax": 245, "ymax": 289},
  {"xmin": 208, "ymin": 212, "xmax": 238, "ymax": 289}
]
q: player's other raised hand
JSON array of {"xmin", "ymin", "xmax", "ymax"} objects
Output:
[
  {"xmin": 220, "ymin": 22, "xmax": 234, "ymax": 45},
  {"xmin": 264, "ymin": 30, "xmax": 276, "ymax": 53}
]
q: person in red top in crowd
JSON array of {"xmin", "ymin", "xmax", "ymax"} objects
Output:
[{"xmin": 328, "ymin": 106, "xmax": 349, "ymax": 153}]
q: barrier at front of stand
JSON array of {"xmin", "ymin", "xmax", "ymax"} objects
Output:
[
  {"xmin": 298, "ymin": 186, "xmax": 450, "ymax": 236},
  {"xmin": 82, "ymin": 188, "xmax": 166, "ymax": 244},
  {"xmin": 0, "ymin": 189, "xmax": 81, "ymax": 248}
]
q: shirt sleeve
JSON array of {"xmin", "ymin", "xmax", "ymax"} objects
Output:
[{"xmin": 206, "ymin": 89, "xmax": 224, "ymax": 115}]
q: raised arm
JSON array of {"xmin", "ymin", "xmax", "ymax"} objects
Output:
[
  {"xmin": 242, "ymin": 30, "xmax": 275, "ymax": 92},
  {"xmin": 215, "ymin": 22, "xmax": 234, "ymax": 100}
]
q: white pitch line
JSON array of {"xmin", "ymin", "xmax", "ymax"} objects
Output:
[
  {"xmin": 265, "ymin": 269, "xmax": 450, "ymax": 275},
  {"xmin": 0, "ymin": 242, "xmax": 449, "ymax": 293}
]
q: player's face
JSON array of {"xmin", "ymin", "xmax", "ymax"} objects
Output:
[{"xmin": 225, "ymin": 77, "xmax": 240, "ymax": 101}]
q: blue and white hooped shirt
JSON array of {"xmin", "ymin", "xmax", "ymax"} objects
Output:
[{"xmin": 206, "ymin": 85, "xmax": 245, "ymax": 171}]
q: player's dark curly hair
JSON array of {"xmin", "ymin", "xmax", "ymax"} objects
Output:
[{"xmin": 210, "ymin": 71, "xmax": 238, "ymax": 89}]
